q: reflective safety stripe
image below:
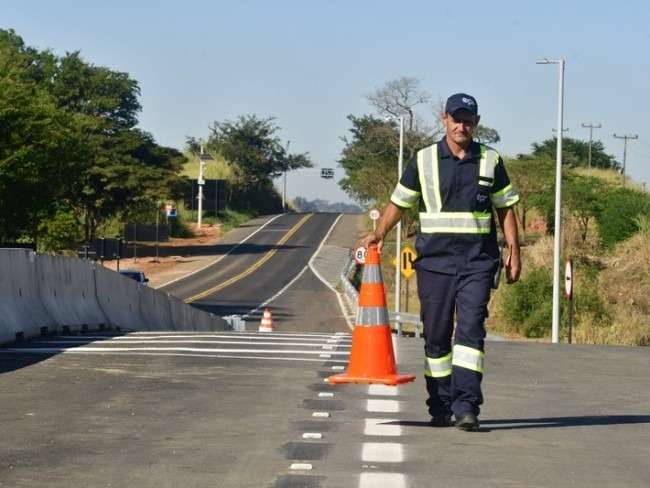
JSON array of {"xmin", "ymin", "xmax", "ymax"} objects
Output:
[
  {"xmin": 356, "ymin": 306, "xmax": 390, "ymax": 326},
  {"xmin": 362, "ymin": 264, "xmax": 384, "ymax": 284},
  {"xmin": 478, "ymin": 146, "xmax": 499, "ymax": 186},
  {"xmin": 424, "ymin": 353, "xmax": 452, "ymax": 378},
  {"xmin": 390, "ymin": 182, "xmax": 420, "ymax": 209},
  {"xmin": 419, "ymin": 212, "xmax": 491, "ymax": 234},
  {"xmin": 418, "ymin": 144, "xmax": 441, "ymax": 213},
  {"xmin": 491, "ymin": 183, "xmax": 520, "ymax": 208},
  {"xmin": 452, "ymin": 345, "xmax": 485, "ymax": 373}
]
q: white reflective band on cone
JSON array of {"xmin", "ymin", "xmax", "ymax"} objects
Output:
[{"xmin": 356, "ymin": 306, "xmax": 390, "ymax": 326}]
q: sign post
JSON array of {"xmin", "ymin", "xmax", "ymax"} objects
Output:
[
  {"xmin": 369, "ymin": 208, "xmax": 380, "ymax": 231},
  {"xmin": 565, "ymin": 258, "xmax": 573, "ymax": 344}
]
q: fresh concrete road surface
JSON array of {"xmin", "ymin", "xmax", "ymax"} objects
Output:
[{"xmin": 1, "ymin": 332, "xmax": 649, "ymax": 487}]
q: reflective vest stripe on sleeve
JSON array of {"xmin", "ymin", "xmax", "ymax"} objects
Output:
[{"xmin": 390, "ymin": 182, "xmax": 420, "ymax": 208}]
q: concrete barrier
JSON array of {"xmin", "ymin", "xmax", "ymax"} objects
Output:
[
  {"xmin": 0, "ymin": 249, "xmax": 53, "ymax": 343},
  {"xmin": 37, "ymin": 254, "xmax": 106, "ymax": 331},
  {"xmin": 94, "ymin": 264, "xmax": 147, "ymax": 331},
  {"xmin": 0, "ymin": 249, "xmax": 229, "ymax": 344}
]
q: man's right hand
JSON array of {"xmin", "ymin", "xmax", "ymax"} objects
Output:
[{"xmin": 357, "ymin": 231, "xmax": 384, "ymax": 253}]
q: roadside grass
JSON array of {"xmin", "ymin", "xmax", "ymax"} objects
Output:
[
  {"xmin": 573, "ymin": 167, "xmax": 645, "ymax": 192},
  {"xmin": 181, "ymin": 152, "xmax": 233, "ymax": 180}
]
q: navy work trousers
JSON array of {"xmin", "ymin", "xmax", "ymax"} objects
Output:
[{"xmin": 416, "ymin": 268, "xmax": 493, "ymax": 417}]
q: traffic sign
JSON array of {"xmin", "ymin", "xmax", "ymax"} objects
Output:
[
  {"xmin": 353, "ymin": 246, "xmax": 367, "ymax": 265},
  {"xmin": 321, "ymin": 168, "xmax": 334, "ymax": 179},
  {"xmin": 565, "ymin": 258, "xmax": 573, "ymax": 299},
  {"xmin": 369, "ymin": 208, "xmax": 380, "ymax": 221},
  {"xmin": 400, "ymin": 245, "xmax": 417, "ymax": 280}
]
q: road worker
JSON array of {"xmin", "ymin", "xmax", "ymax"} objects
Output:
[{"xmin": 360, "ymin": 93, "xmax": 521, "ymax": 431}]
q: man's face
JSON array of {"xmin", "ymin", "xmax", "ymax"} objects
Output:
[{"xmin": 442, "ymin": 110, "xmax": 480, "ymax": 146}]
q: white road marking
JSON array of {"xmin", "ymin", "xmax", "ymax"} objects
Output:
[
  {"xmin": 331, "ymin": 365, "xmax": 345, "ymax": 371},
  {"xmin": 157, "ymin": 214, "xmax": 283, "ymax": 289},
  {"xmin": 318, "ymin": 392, "xmax": 334, "ymax": 398},
  {"xmin": 1, "ymin": 347, "xmax": 349, "ymax": 356},
  {"xmin": 306, "ymin": 214, "xmax": 353, "ymax": 330},
  {"xmin": 113, "ymin": 332, "xmax": 351, "ymax": 340},
  {"xmin": 364, "ymin": 418, "xmax": 402, "ymax": 437},
  {"xmin": 289, "ymin": 463, "xmax": 313, "ymax": 471},
  {"xmin": 312, "ymin": 412, "xmax": 330, "ymax": 418},
  {"xmin": 319, "ymin": 354, "xmax": 331, "ymax": 358},
  {"xmin": 359, "ymin": 473, "xmax": 406, "ymax": 488},
  {"xmin": 366, "ymin": 399, "xmax": 400, "ymax": 413},
  {"xmin": 321, "ymin": 345, "xmax": 334, "ymax": 350},
  {"xmin": 302, "ymin": 433, "xmax": 322, "ymax": 439},
  {"xmin": 368, "ymin": 384, "xmax": 398, "ymax": 396},
  {"xmin": 34, "ymin": 339, "xmax": 351, "ymax": 348},
  {"xmin": 361, "ymin": 443, "xmax": 403, "ymax": 463},
  {"xmin": 0, "ymin": 350, "xmax": 349, "ymax": 363},
  {"xmin": 244, "ymin": 214, "xmax": 344, "ymax": 320}
]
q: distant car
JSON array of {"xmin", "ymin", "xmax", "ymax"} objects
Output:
[{"xmin": 119, "ymin": 269, "xmax": 149, "ymax": 286}]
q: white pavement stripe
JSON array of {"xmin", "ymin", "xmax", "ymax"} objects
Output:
[
  {"xmin": 157, "ymin": 214, "xmax": 283, "ymax": 289},
  {"xmin": 289, "ymin": 463, "xmax": 313, "ymax": 471},
  {"xmin": 0, "ymin": 350, "xmax": 349, "ymax": 363},
  {"xmin": 361, "ymin": 443, "xmax": 403, "ymax": 463},
  {"xmin": 364, "ymin": 419, "xmax": 402, "ymax": 437},
  {"xmin": 366, "ymin": 399, "xmax": 401, "ymax": 413},
  {"xmin": 318, "ymin": 392, "xmax": 334, "ymax": 398},
  {"xmin": 368, "ymin": 384, "xmax": 399, "ymax": 396},
  {"xmin": 319, "ymin": 354, "xmax": 331, "ymax": 358},
  {"xmin": 35, "ymin": 340, "xmax": 351, "ymax": 348},
  {"xmin": 359, "ymin": 473, "xmax": 406, "ymax": 488},
  {"xmin": 331, "ymin": 365, "xmax": 345, "ymax": 371},
  {"xmin": 126, "ymin": 332, "xmax": 351, "ymax": 340},
  {"xmin": 0, "ymin": 347, "xmax": 350, "ymax": 356},
  {"xmin": 312, "ymin": 412, "xmax": 330, "ymax": 418},
  {"xmin": 302, "ymin": 433, "xmax": 322, "ymax": 439}
]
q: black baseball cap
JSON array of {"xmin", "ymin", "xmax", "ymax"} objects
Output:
[{"xmin": 445, "ymin": 93, "xmax": 478, "ymax": 116}]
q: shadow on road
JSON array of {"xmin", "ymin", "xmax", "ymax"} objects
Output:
[
  {"xmin": 120, "ymin": 242, "xmax": 305, "ymax": 261},
  {"xmin": 387, "ymin": 415, "xmax": 650, "ymax": 431}
]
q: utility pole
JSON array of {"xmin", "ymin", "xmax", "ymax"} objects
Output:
[
  {"xmin": 197, "ymin": 145, "xmax": 205, "ymax": 228},
  {"xmin": 537, "ymin": 57, "xmax": 565, "ymax": 344},
  {"xmin": 582, "ymin": 123, "xmax": 601, "ymax": 172},
  {"xmin": 282, "ymin": 141, "xmax": 290, "ymax": 213},
  {"xmin": 613, "ymin": 133, "xmax": 638, "ymax": 187}
]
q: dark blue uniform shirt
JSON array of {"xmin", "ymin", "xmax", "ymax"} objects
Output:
[{"xmin": 394, "ymin": 138, "xmax": 517, "ymax": 275}]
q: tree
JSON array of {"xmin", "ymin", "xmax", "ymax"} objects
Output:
[
  {"xmin": 366, "ymin": 76, "xmax": 431, "ymax": 133},
  {"xmin": 531, "ymin": 137, "xmax": 620, "ymax": 170},
  {"xmin": 474, "ymin": 125, "xmax": 501, "ymax": 144},
  {"xmin": 208, "ymin": 115, "xmax": 312, "ymax": 211},
  {"xmin": 563, "ymin": 174, "xmax": 607, "ymax": 242}
]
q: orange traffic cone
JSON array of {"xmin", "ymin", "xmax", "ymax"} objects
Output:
[
  {"xmin": 259, "ymin": 307, "xmax": 274, "ymax": 332},
  {"xmin": 328, "ymin": 245, "xmax": 416, "ymax": 386}
]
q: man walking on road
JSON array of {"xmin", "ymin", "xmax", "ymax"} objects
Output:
[{"xmin": 361, "ymin": 93, "xmax": 521, "ymax": 431}]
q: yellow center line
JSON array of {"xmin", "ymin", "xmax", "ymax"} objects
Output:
[{"xmin": 184, "ymin": 214, "xmax": 313, "ymax": 303}]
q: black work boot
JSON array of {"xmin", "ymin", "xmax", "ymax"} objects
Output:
[
  {"xmin": 429, "ymin": 414, "xmax": 452, "ymax": 428},
  {"xmin": 454, "ymin": 411, "xmax": 479, "ymax": 431}
]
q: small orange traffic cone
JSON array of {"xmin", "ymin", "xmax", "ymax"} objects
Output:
[
  {"xmin": 259, "ymin": 307, "xmax": 274, "ymax": 332},
  {"xmin": 328, "ymin": 245, "xmax": 416, "ymax": 386}
]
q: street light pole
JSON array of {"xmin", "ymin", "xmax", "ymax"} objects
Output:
[
  {"xmin": 283, "ymin": 141, "xmax": 290, "ymax": 213},
  {"xmin": 582, "ymin": 123, "xmax": 601, "ymax": 172},
  {"xmin": 395, "ymin": 116, "xmax": 404, "ymax": 335},
  {"xmin": 613, "ymin": 133, "xmax": 638, "ymax": 187},
  {"xmin": 537, "ymin": 58, "xmax": 565, "ymax": 344},
  {"xmin": 197, "ymin": 145, "xmax": 205, "ymax": 229}
]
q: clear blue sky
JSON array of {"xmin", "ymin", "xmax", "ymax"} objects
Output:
[{"xmin": 3, "ymin": 1, "xmax": 650, "ymax": 204}]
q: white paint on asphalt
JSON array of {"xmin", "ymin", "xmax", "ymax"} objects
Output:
[
  {"xmin": 366, "ymin": 399, "xmax": 400, "ymax": 413},
  {"xmin": 157, "ymin": 214, "xmax": 283, "ymax": 289},
  {"xmin": 312, "ymin": 412, "xmax": 330, "ymax": 418},
  {"xmin": 359, "ymin": 473, "xmax": 406, "ymax": 488},
  {"xmin": 318, "ymin": 392, "xmax": 334, "ymax": 398},
  {"xmin": 331, "ymin": 365, "xmax": 345, "ymax": 371},
  {"xmin": 364, "ymin": 419, "xmax": 402, "ymax": 437},
  {"xmin": 367, "ymin": 384, "xmax": 398, "ymax": 396},
  {"xmin": 302, "ymin": 433, "xmax": 322, "ymax": 440},
  {"xmin": 2, "ymin": 346, "xmax": 349, "ymax": 356},
  {"xmin": 0, "ymin": 350, "xmax": 349, "ymax": 363},
  {"xmin": 361, "ymin": 443, "xmax": 403, "ymax": 463},
  {"xmin": 244, "ymin": 214, "xmax": 345, "ymax": 320},
  {"xmin": 33, "ymin": 339, "xmax": 351, "ymax": 348},
  {"xmin": 114, "ymin": 332, "xmax": 351, "ymax": 340},
  {"xmin": 319, "ymin": 353, "xmax": 331, "ymax": 358},
  {"xmin": 321, "ymin": 345, "xmax": 334, "ymax": 350},
  {"xmin": 306, "ymin": 213, "xmax": 354, "ymax": 330},
  {"xmin": 289, "ymin": 463, "xmax": 313, "ymax": 471}
]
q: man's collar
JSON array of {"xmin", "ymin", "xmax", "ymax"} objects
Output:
[{"xmin": 438, "ymin": 137, "xmax": 478, "ymax": 161}]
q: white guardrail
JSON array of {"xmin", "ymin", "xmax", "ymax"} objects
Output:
[{"xmin": 339, "ymin": 255, "xmax": 421, "ymax": 337}]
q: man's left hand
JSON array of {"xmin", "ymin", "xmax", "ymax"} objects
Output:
[{"xmin": 505, "ymin": 246, "xmax": 521, "ymax": 284}]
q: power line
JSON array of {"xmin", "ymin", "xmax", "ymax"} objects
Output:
[
  {"xmin": 613, "ymin": 133, "xmax": 639, "ymax": 187},
  {"xmin": 582, "ymin": 123, "xmax": 601, "ymax": 172}
]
